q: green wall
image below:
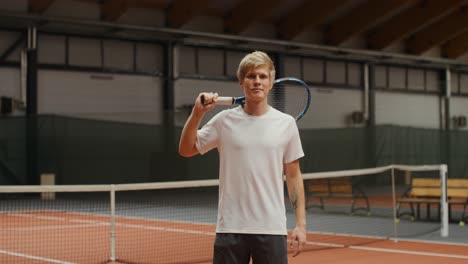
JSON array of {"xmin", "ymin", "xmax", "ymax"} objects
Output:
[{"xmin": 1, "ymin": 115, "xmax": 467, "ymax": 185}]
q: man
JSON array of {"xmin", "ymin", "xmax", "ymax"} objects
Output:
[{"xmin": 179, "ymin": 51, "xmax": 306, "ymax": 263}]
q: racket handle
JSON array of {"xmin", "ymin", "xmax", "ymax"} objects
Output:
[
  {"xmin": 201, "ymin": 94, "xmax": 205, "ymax": 105},
  {"xmin": 216, "ymin": 96, "xmax": 234, "ymax": 105},
  {"xmin": 200, "ymin": 95, "xmax": 233, "ymax": 106}
]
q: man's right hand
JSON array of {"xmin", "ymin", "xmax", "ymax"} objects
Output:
[{"xmin": 194, "ymin": 92, "xmax": 218, "ymax": 114}]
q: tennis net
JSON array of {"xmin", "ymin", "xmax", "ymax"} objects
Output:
[
  {"xmin": 297, "ymin": 164, "xmax": 452, "ymax": 248},
  {"xmin": 0, "ymin": 164, "xmax": 455, "ymax": 263},
  {"xmin": 0, "ymin": 180, "xmax": 219, "ymax": 264}
]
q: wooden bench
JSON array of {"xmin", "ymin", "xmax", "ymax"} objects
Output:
[
  {"xmin": 304, "ymin": 177, "xmax": 370, "ymax": 215},
  {"xmin": 396, "ymin": 178, "xmax": 468, "ymax": 225}
]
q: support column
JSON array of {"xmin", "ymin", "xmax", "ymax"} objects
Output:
[
  {"xmin": 365, "ymin": 63, "xmax": 377, "ymax": 168},
  {"xmin": 26, "ymin": 26, "xmax": 39, "ymax": 185}
]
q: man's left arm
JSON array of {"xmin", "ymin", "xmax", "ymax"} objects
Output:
[{"xmin": 284, "ymin": 159, "xmax": 306, "ymax": 257}]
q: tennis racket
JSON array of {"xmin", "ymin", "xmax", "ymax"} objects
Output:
[{"xmin": 201, "ymin": 77, "xmax": 311, "ymax": 121}]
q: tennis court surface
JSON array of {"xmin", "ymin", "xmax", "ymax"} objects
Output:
[{"xmin": 1, "ymin": 166, "xmax": 468, "ymax": 263}]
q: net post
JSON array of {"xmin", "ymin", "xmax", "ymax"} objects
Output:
[
  {"xmin": 440, "ymin": 164, "xmax": 449, "ymax": 237},
  {"xmin": 391, "ymin": 167, "xmax": 398, "ymax": 242},
  {"xmin": 40, "ymin": 173, "xmax": 55, "ymax": 200},
  {"xmin": 110, "ymin": 185, "xmax": 116, "ymax": 262}
]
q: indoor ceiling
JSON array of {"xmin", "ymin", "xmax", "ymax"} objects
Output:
[{"xmin": 4, "ymin": 0, "xmax": 468, "ymax": 63}]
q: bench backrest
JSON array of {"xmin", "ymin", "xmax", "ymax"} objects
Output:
[
  {"xmin": 410, "ymin": 178, "xmax": 440, "ymax": 197},
  {"xmin": 447, "ymin": 179, "xmax": 468, "ymax": 198},
  {"xmin": 410, "ymin": 178, "xmax": 468, "ymax": 198},
  {"xmin": 306, "ymin": 177, "xmax": 352, "ymax": 195}
]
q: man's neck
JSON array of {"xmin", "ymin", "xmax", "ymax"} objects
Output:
[{"xmin": 243, "ymin": 100, "xmax": 269, "ymax": 116}]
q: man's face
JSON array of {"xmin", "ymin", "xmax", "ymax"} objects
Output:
[{"xmin": 240, "ymin": 65, "xmax": 273, "ymax": 103}]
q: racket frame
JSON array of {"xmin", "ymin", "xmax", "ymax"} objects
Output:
[{"xmin": 202, "ymin": 77, "xmax": 311, "ymax": 121}]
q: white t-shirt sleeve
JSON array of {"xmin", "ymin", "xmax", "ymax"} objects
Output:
[
  {"xmin": 284, "ymin": 119, "xmax": 304, "ymax": 163},
  {"xmin": 195, "ymin": 112, "xmax": 223, "ymax": 155}
]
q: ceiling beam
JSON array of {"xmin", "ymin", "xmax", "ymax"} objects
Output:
[
  {"xmin": 0, "ymin": 33, "xmax": 26, "ymax": 62},
  {"xmin": 28, "ymin": 0, "xmax": 55, "ymax": 14},
  {"xmin": 407, "ymin": 8, "xmax": 468, "ymax": 54},
  {"xmin": 167, "ymin": 0, "xmax": 212, "ymax": 28},
  {"xmin": 77, "ymin": 0, "xmax": 169, "ymax": 12},
  {"xmin": 100, "ymin": 0, "xmax": 128, "ymax": 21},
  {"xmin": 98, "ymin": 0, "xmax": 170, "ymax": 21},
  {"xmin": 225, "ymin": 0, "xmax": 282, "ymax": 34},
  {"xmin": 368, "ymin": 0, "xmax": 464, "ymax": 50},
  {"xmin": 443, "ymin": 31, "xmax": 468, "ymax": 58},
  {"xmin": 278, "ymin": 0, "xmax": 348, "ymax": 40},
  {"xmin": 325, "ymin": 0, "xmax": 417, "ymax": 45},
  {"xmin": 129, "ymin": 0, "xmax": 170, "ymax": 9}
]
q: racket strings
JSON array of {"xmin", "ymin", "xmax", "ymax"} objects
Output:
[{"xmin": 268, "ymin": 81, "xmax": 310, "ymax": 120}]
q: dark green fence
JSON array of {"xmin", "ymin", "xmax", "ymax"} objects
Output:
[{"xmin": 1, "ymin": 115, "xmax": 467, "ymax": 185}]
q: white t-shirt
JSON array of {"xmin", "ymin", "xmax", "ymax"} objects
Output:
[{"xmin": 196, "ymin": 106, "xmax": 304, "ymax": 235}]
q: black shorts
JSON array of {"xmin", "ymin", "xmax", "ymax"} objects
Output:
[{"xmin": 213, "ymin": 233, "xmax": 288, "ymax": 264}]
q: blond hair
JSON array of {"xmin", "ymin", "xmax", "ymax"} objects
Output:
[{"xmin": 237, "ymin": 51, "xmax": 275, "ymax": 82}]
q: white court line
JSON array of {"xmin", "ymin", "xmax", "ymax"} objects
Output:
[
  {"xmin": 4, "ymin": 212, "xmax": 468, "ymax": 261},
  {"xmin": 3, "ymin": 223, "xmax": 107, "ymax": 231},
  {"xmin": 349, "ymin": 245, "xmax": 468, "ymax": 260},
  {"xmin": 8, "ymin": 213, "xmax": 101, "ymax": 223},
  {"xmin": 117, "ymin": 222, "xmax": 214, "ymax": 236},
  {"xmin": 5, "ymin": 213, "xmax": 214, "ymax": 235},
  {"xmin": 298, "ymin": 237, "xmax": 468, "ymax": 260},
  {"xmin": 3, "ymin": 213, "xmax": 108, "ymax": 231},
  {"xmin": 308, "ymin": 230, "xmax": 468, "ymax": 247},
  {"xmin": 0, "ymin": 249, "xmax": 75, "ymax": 264},
  {"xmin": 116, "ymin": 223, "xmax": 468, "ymax": 260}
]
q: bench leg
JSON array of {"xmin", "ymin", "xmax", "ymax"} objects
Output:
[
  {"xmin": 397, "ymin": 202, "xmax": 416, "ymax": 220},
  {"xmin": 396, "ymin": 202, "xmax": 402, "ymax": 217},
  {"xmin": 364, "ymin": 197, "xmax": 370, "ymax": 214},
  {"xmin": 305, "ymin": 197, "xmax": 325, "ymax": 210},
  {"xmin": 350, "ymin": 194, "xmax": 371, "ymax": 215},
  {"xmin": 416, "ymin": 204, "xmax": 421, "ymax": 219},
  {"xmin": 449, "ymin": 204, "xmax": 452, "ymax": 222},
  {"xmin": 461, "ymin": 203, "xmax": 468, "ymax": 225},
  {"xmin": 427, "ymin": 204, "xmax": 430, "ymax": 220},
  {"xmin": 427, "ymin": 203, "xmax": 440, "ymax": 220},
  {"xmin": 438, "ymin": 204, "xmax": 441, "ymax": 221}
]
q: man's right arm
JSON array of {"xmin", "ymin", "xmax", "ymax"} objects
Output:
[
  {"xmin": 178, "ymin": 110, "xmax": 204, "ymax": 157},
  {"xmin": 178, "ymin": 93, "xmax": 217, "ymax": 157}
]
